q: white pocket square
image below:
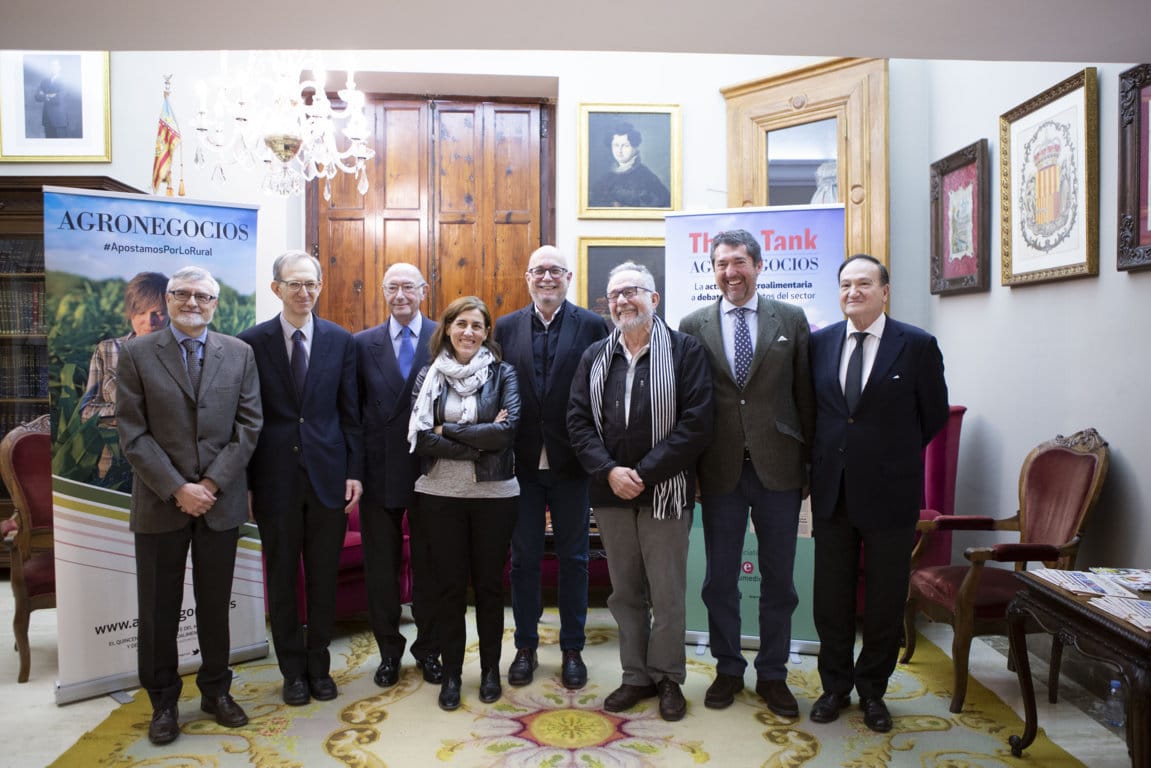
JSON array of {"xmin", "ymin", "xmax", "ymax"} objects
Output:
[
  {"xmin": 777, "ymin": 335, "xmax": 789, "ymax": 342},
  {"xmin": 892, "ymin": 374, "xmax": 902, "ymax": 380}
]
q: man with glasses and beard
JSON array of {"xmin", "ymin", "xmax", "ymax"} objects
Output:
[{"xmin": 567, "ymin": 261, "xmax": 712, "ymax": 722}]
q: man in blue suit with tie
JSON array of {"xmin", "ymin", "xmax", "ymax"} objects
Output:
[
  {"xmin": 808, "ymin": 254, "xmax": 948, "ymax": 732},
  {"xmin": 354, "ymin": 263, "xmax": 442, "ymax": 688},
  {"xmin": 239, "ymin": 250, "xmax": 364, "ymax": 707},
  {"xmin": 495, "ymin": 245, "xmax": 608, "ymax": 689}
]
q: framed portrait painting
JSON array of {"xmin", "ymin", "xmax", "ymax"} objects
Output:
[
  {"xmin": 930, "ymin": 139, "xmax": 990, "ymax": 295},
  {"xmin": 578, "ymin": 237, "xmax": 665, "ymax": 321},
  {"xmin": 1118, "ymin": 63, "xmax": 1151, "ymax": 271},
  {"xmin": 578, "ymin": 104, "xmax": 681, "ymax": 219},
  {"xmin": 0, "ymin": 51, "xmax": 111, "ymax": 162},
  {"xmin": 999, "ymin": 68, "xmax": 1098, "ymax": 286}
]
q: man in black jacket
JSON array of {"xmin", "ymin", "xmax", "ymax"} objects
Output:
[{"xmin": 567, "ymin": 261, "xmax": 712, "ymax": 722}]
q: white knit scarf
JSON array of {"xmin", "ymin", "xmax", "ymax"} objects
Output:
[
  {"xmin": 588, "ymin": 315, "xmax": 687, "ymax": 520},
  {"xmin": 408, "ymin": 346, "xmax": 494, "ymax": 452}
]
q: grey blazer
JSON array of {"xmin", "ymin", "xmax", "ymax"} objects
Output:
[
  {"xmin": 116, "ymin": 328, "xmax": 263, "ymax": 533},
  {"xmin": 679, "ymin": 294, "xmax": 815, "ymax": 494}
]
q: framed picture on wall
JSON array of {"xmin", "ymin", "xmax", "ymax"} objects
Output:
[
  {"xmin": 0, "ymin": 51, "xmax": 111, "ymax": 162},
  {"xmin": 999, "ymin": 67, "xmax": 1098, "ymax": 286},
  {"xmin": 578, "ymin": 104, "xmax": 681, "ymax": 219},
  {"xmin": 930, "ymin": 139, "xmax": 990, "ymax": 294},
  {"xmin": 1118, "ymin": 63, "xmax": 1151, "ymax": 272},
  {"xmin": 578, "ymin": 237, "xmax": 665, "ymax": 321}
]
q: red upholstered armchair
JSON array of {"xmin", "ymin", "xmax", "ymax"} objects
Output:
[
  {"xmin": 901, "ymin": 428, "xmax": 1109, "ymax": 712},
  {"xmin": 0, "ymin": 414, "xmax": 54, "ymax": 683}
]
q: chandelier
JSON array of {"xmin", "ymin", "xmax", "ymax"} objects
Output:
[{"xmin": 192, "ymin": 51, "xmax": 375, "ymax": 198}]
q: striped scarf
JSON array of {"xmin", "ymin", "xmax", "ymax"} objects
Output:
[{"xmin": 588, "ymin": 315, "xmax": 688, "ymax": 520}]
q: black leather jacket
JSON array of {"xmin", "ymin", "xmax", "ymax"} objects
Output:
[{"xmin": 411, "ymin": 360, "xmax": 520, "ymax": 482}]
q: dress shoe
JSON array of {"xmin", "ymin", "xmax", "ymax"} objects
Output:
[
  {"xmin": 439, "ymin": 674, "xmax": 462, "ymax": 711},
  {"xmin": 756, "ymin": 678, "xmax": 799, "ymax": 718},
  {"xmin": 200, "ymin": 693, "xmax": 249, "ymax": 728},
  {"xmin": 479, "ymin": 667, "xmax": 502, "ymax": 703},
  {"xmin": 859, "ymin": 696, "xmax": 893, "ymax": 733},
  {"xmin": 507, "ymin": 647, "xmax": 537, "ymax": 687},
  {"xmin": 704, "ymin": 673, "xmax": 744, "ymax": 709},
  {"xmin": 656, "ymin": 678, "xmax": 687, "ymax": 722},
  {"xmin": 309, "ymin": 675, "xmax": 338, "ymax": 701},
  {"xmin": 415, "ymin": 654, "xmax": 443, "ymax": 684},
  {"xmin": 374, "ymin": 657, "xmax": 401, "ymax": 688},
  {"xmin": 148, "ymin": 705, "xmax": 180, "ymax": 745},
  {"xmin": 603, "ymin": 682, "xmax": 659, "ymax": 712},
  {"xmin": 282, "ymin": 677, "xmax": 310, "ymax": 706},
  {"xmin": 561, "ymin": 649, "xmax": 588, "ymax": 690},
  {"xmin": 809, "ymin": 691, "xmax": 851, "ymax": 723}
]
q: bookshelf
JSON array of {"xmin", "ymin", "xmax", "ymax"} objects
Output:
[{"xmin": 0, "ymin": 176, "xmax": 139, "ymax": 568}]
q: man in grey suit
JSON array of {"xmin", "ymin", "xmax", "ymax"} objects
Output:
[
  {"xmin": 117, "ymin": 266, "xmax": 263, "ymax": 746},
  {"xmin": 679, "ymin": 229, "xmax": 815, "ymax": 717}
]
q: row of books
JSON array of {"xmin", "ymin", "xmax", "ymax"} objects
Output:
[
  {"xmin": 0, "ymin": 403, "xmax": 48, "ymax": 441},
  {"xmin": 1032, "ymin": 567, "xmax": 1151, "ymax": 632},
  {"xmin": 0, "ymin": 345, "xmax": 48, "ymax": 398},
  {"xmin": 0, "ymin": 281, "xmax": 47, "ymax": 335},
  {"xmin": 0, "ymin": 238, "xmax": 45, "ymax": 274}
]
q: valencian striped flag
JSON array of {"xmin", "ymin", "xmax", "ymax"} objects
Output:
[{"xmin": 152, "ymin": 80, "xmax": 181, "ymax": 195}]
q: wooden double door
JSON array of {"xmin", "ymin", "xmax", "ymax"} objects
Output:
[{"xmin": 309, "ymin": 97, "xmax": 555, "ymax": 331}]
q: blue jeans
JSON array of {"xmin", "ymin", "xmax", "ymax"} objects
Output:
[
  {"xmin": 509, "ymin": 471, "xmax": 590, "ymax": 651},
  {"xmin": 700, "ymin": 460, "xmax": 801, "ymax": 680}
]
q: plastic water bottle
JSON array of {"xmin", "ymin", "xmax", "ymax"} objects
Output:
[{"xmin": 1102, "ymin": 679, "xmax": 1126, "ymax": 728}]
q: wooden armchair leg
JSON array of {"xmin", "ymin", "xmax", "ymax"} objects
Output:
[
  {"xmin": 13, "ymin": 604, "xmax": 31, "ymax": 684},
  {"xmin": 950, "ymin": 629, "xmax": 973, "ymax": 713},
  {"xmin": 899, "ymin": 596, "xmax": 918, "ymax": 664},
  {"xmin": 1047, "ymin": 636, "xmax": 1064, "ymax": 704}
]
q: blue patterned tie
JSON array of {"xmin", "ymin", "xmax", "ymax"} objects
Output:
[
  {"xmin": 291, "ymin": 329, "xmax": 307, "ymax": 400},
  {"xmin": 182, "ymin": 338, "xmax": 201, "ymax": 393},
  {"xmin": 732, "ymin": 307, "xmax": 753, "ymax": 389},
  {"xmin": 845, "ymin": 331, "xmax": 868, "ymax": 413},
  {"xmin": 397, "ymin": 326, "xmax": 415, "ymax": 380}
]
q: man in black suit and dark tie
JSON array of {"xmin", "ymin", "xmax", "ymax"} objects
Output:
[
  {"xmin": 354, "ymin": 262, "xmax": 442, "ymax": 688},
  {"xmin": 808, "ymin": 254, "xmax": 948, "ymax": 732},
  {"xmin": 117, "ymin": 266, "xmax": 262, "ymax": 745},
  {"xmin": 494, "ymin": 245, "xmax": 608, "ymax": 690},
  {"xmin": 239, "ymin": 250, "xmax": 364, "ymax": 707}
]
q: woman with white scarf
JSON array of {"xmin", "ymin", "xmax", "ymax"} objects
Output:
[{"xmin": 408, "ymin": 296, "xmax": 521, "ymax": 711}]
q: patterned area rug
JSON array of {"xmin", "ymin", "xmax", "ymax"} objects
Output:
[{"xmin": 52, "ymin": 608, "xmax": 1083, "ymax": 767}]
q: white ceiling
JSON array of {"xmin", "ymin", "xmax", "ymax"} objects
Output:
[{"xmin": 2, "ymin": 0, "xmax": 1148, "ymax": 64}]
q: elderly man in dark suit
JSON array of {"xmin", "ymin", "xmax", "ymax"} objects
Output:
[
  {"xmin": 808, "ymin": 254, "xmax": 948, "ymax": 732},
  {"xmin": 239, "ymin": 250, "xmax": 363, "ymax": 707},
  {"xmin": 679, "ymin": 229, "xmax": 815, "ymax": 717},
  {"xmin": 117, "ymin": 266, "xmax": 262, "ymax": 746},
  {"xmin": 354, "ymin": 262, "xmax": 442, "ymax": 688},
  {"xmin": 495, "ymin": 245, "xmax": 608, "ymax": 690}
]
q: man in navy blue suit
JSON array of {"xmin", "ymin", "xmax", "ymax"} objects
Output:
[
  {"xmin": 808, "ymin": 254, "xmax": 948, "ymax": 733},
  {"xmin": 354, "ymin": 263, "xmax": 442, "ymax": 688},
  {"xmin": 494, "ymin": 245, "xmax": 608, "ymax": 689},
  {"xmin": 239, "ymin": 250, "xmax": 364, "ymax": 707}
]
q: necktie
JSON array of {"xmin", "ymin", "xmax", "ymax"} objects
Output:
[
  {"xmin": 397, "ymin": 325, "xmax": 415, "ymax": 380},
  {"xmin": 291, "ymin": 329, "xmax": 308, "ymax": 400},
  {"xmin": 183, "ymin": 338, "xmax": 201, "ymax": 394},
  {"xmin": 732, "ymin": 307, "xmax": 753, "ymax": 389},
  {"xmin": 845, "ymin": 331, "xmax": 868, "ymax": 413}
]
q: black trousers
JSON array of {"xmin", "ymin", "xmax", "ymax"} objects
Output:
[
  {"xmin": 135, "ymin": 517, "xmax": 239, "ymax": 709},
  {"xmin": 360, "ymin": 503, "xmax": 439, "ymax": 661},
  {"xmin": 812, "ymin": 488, "xmax": 916, "ymax": 700},
  {"xmin": 256, "ymin": 468, "xmax": 347, "ymax": 680},
  {"xmin": 417, "ymin": 493, "xmax": 517, "ymax": 674}
]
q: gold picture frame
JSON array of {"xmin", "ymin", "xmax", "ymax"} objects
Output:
[
  {"xmin": 0, "ymin": 51, "xmax": 111, "ymax": 163},
  {"xmin": 577, "ymin": 236, "xmax": 665, "ymax": 320},
  {"xmin": 1000, "ymin": 68, "xmax": 1098, "ymax": 286},
  {"xmin": 578, "ymin": 104, "xmax": 681, "ymax": 220}
]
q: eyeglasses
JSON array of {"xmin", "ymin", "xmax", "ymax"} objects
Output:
[
  {"xmin": 606, "ymin": 285, "xmax": 652, "ymax": 302},
  {"xmin": 527, "ymin": 266, "xmax": 570, "ymax": 278},
  {"xmin": 382, "ymin": 282, "xmax": 425, "ymax": 296},
  {"xmin": 279, "ymin": 280, "xmax": 323, "ymax": 293},
  {"xmin": 168, "ymin": 289, "xmax": 217, "ymax": 304}
]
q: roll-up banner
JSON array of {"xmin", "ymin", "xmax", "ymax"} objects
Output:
[{"xmin": 43, "ymin": 187, "xmax": 265, "ymax": 704}]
